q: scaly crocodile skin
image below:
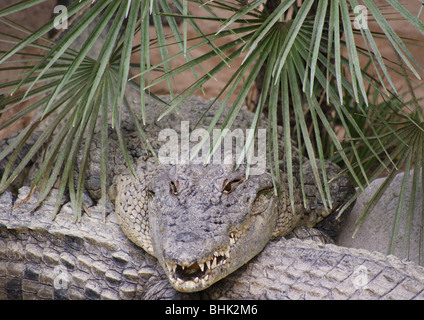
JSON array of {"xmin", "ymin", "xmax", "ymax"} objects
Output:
[
  {"xmin": 2, "ymin": 187, "xmax": 424, "ymax": 300},
  {"xmin": 0, "ymin": 188, "xmax": 191, "ymax": 300}
]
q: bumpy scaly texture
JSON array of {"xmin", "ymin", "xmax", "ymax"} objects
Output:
[
  {"xmin": 1, "ymin": 93, "xmax": 355, "ymax": 293},
  {"xmin": 202, "ymin": 238, "xmax": 424, "ymax": 300},
  {"xmin": 0, "ymin": 188, "xmax": 191, "ymax": 300},
  {"xmin": 2, "ymin": 187, "xmax": 424, "ymax": 300}
]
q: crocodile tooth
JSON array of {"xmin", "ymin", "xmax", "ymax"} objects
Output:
[
  {"xmin": 181, "ymin": 265, "xmax": 185, "ymax": 270},
  {"xmin": 186, "ymin": 280, "xmax": 195, "ymax": 290},
  {"xmin": 230, "ymin": 237, "xmax": 235, "ymax": 245},
  {"xmin": 206, "ymin": 260, "xmax": 211, "ymax": 270},
  {"xmin": 177, "ymin": 278, "xmax": 184, "ymax": 285},
  {"xmin": 225, "ymin": 247, "xmax": 230, "ymax": 258},
  {"xmin": 199, "ymin": 263, "xmax": 205, "ymax": 272},
  {"xmin": 211, "ymin": 256, "xmax": 217, "ymax": 269},
  {"xmin": 194, "ymin": 277, "xmax": 199, "ymax": 283},
  {"xmin": 166, "ymin": 262, "xmax": 176, "ymax": 274}
]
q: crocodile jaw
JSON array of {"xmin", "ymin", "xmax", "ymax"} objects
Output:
[
  {"xmin": 164, "ymin": 243, "xmax": 231, "ymax": 292},
  {"xmin": 153, "ymin": 195, "xmax": 278, "ymax": 293}
]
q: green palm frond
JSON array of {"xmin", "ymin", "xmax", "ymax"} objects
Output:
[{"xmin": 0, "ymin": 0, "xmax": 424, "ymax": 261}]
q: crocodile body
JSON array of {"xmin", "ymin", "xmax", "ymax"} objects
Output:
[{"xmin": 2, "ymin": 187, "xmax": 424, "ymax": 300}]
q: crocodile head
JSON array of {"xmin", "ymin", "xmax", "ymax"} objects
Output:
[{"xmin": 146, "ymin": 159, "xmax": 278, "ymax": 292}]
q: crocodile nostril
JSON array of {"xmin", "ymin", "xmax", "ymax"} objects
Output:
[{"xmin": 176, "ymin": 232, "xmax": 200, "ymax": 243}]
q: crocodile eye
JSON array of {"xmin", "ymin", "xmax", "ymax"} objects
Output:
[
  {"xmin": 169, "ymin": 180, "xmax": 179, "ymax": 195},
  {"xmin": 147, "ymin": 189, "xmax": 155, "ymax": 199},
  {"xmin": 222, "ymin": 178, "xmax": 243, "ymax": 194}
]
